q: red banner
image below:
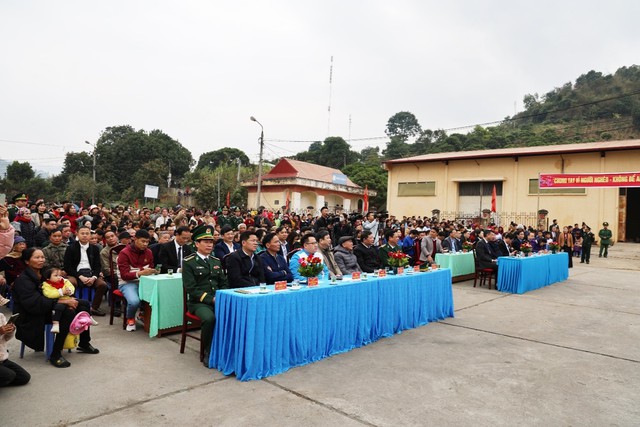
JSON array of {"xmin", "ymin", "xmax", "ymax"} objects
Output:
[{"xmin": 539, "ymin": 172, "xmax": 640, "ymax": 188}]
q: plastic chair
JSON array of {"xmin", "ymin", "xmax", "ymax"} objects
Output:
[
  {"xmin": 180, "ymin": 285, "xmax": 204, "ymax": 362},
  {"xmin": 19, "ymin": 324, "xmax": 69, "ymax": 361},
  {"xmin": 108, "ymin": 244, "xmax": 128, "ymax": 329}
]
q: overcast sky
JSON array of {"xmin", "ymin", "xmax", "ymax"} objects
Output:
[{"xmin": 1, "ymin": 1, "xmax": 638, "ymax": 176}]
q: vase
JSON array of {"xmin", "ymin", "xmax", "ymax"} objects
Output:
[
  {"xmin": 392, "ymin": 267, "xmax": 398, "ymax": 275},
  {"xmin": 551, "ymin": 249, "xmax": 557, "ymax": 254},
  {"xmin": 524, "ymin": 252, "xmax": 530, "ymax": 257}
]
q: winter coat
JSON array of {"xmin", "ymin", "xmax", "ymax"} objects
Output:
[{"xmin": 333, "ymin": 245, "xmax": 362, "ymax": 275}]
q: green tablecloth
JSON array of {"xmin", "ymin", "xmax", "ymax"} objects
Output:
[
  {"xmin": 139, "ymin": 273, "xmax": 184, "ymax": 338},
  {"xmin": 435, "ymin": 252, "xmax": 475, "ymax": 277}
]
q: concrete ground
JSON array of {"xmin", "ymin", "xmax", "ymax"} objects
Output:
[{"xmin": 2, "ymin": 243, "xmax": 639, "ymax": 426}]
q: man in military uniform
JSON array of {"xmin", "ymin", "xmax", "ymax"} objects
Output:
[
  {"xmin": 598, "ymin": 222, "xmax": 612, "ymax": 258},
  {"xmin": 217, "ymin": 206, "xmax": 231, "ymax": 229},
  {"xmin": 182, "ymin": 224, "xmax": 228, "ymax": 366},
  {"xmin": 580, "ymin": 225, "xmax": 595, "ymax": 264},
  {"xmin": 229, "ymin": 206, "xmax": 244, "ymax": 230},
  {"xmin": 379, "ymin": 228, "xmax": 403, "ymax": 268},
  {"xmin": 8, "ymin": 193, "xmax": 28, "ymax": 222}
]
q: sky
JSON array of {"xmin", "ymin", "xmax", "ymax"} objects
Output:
[{"xmin": 1, "ymin": 1, "xmax": 638, "ymax": 176}]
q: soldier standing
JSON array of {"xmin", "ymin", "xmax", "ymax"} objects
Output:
[
  {"xmin": 217, "ymin": 206, "xmax": 231, "ymax": 229},
  {"xmin": 229, "ymin": 207, "xmax": 244, "ymax": 230},
  {"xmin": 580, "ymin": 226, "xmax": 595, "ymax": 264},
  {"xmin": 182, "ymin": 224, "xmax": 228, "ymax": 366},
  {"xmin": 598, "ymin": 222, "xmax": 612, "ymax": 258}
]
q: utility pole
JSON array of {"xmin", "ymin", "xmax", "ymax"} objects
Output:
[
  {"xmin": 250, "ymin": 116, "xmax": 264, "ymax": 209},
  {"xmin": 217, "ymin": 171, "xmax": 221, "ymax": 208},
  {"xmin": 236, "ymin": 157, "xmax": 241, "ymax": 182},
  {"xmin": 84, "ymin": 141, "xmax": 96, "ymax": 204}
]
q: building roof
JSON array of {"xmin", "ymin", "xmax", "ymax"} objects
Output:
[
  {"xmin": 383, "ymin": 139, "xmax": 640, "ymax": 165},
  {"xmin": 264, "ymin": 158, "xmax": 359, "ymax": 187}
]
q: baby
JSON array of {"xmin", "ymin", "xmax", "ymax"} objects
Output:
[{"xmin": 41, "ymin": 268, "xmax": 98, "ymax": 333}]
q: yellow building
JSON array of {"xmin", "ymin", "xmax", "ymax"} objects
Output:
[{"xmin": 383, "ymin": 139, "xmax": 640, "ymax": 242}]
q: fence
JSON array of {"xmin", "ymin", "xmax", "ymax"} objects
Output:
[{"xmin": 440, "ymin": 211, "xmax": 539, "ymax": 228}]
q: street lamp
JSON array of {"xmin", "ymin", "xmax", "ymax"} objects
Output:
[
  {"xmin": 250, "ymin": 116, "xmax": 264, "ymax": 209},
  {"xmin": 85, "ymin": 140, "xmax": 96, "ymax": 204}
]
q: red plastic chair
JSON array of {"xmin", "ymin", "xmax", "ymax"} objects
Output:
[{"xmin": 180, "ymin": 285, "xmax": 204, "ymax": 362}]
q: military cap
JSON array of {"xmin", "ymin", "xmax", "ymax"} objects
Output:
[
  {"xmin": 192, "ymin": 224, "xmax": 215, "ymax": 241},
  {"xmin": 603, "ymin": 222, "xmax": 609, "ymax": 226},
  {"xmin": 13, "ymin": 193, "xmax": 28, "ymax": 202},
  {"xmin": 234, "ymin": 206, "xmax": 241, "ymax": 212}
]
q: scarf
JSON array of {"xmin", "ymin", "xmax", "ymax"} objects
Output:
[{"xmin": 46, "ymin": 278, "xmax": 65, "ymax": 290}]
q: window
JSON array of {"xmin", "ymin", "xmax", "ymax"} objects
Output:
[
  {"xmin": 398, "ymin": 182, "xmax": 436, "ymax": 196},
  {"xmin": 274, "ymin": 200, "xmax": 279, "ymax": 205},
  {"xmin": 528, "ymin": 179, "xmax": 586, "ymax": 195},
  {"xmin": 458, "ymin": 181, "xmax": 503, "ymax": 196}
]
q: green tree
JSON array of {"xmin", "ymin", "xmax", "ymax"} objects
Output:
[
  {"xmin": 196, "ymin": 148, "xmax": 250, "ymax": 171},
  {"xmin": 6, "ymin": 161, "xmax": 35, "ymax": 182},
  {"xmin": 385, "ymin": 111, "xmax": 421, "ymax": 141},
  {"xmin": 64, "ymin": 173, "xmax": 113, "ymax": 203},
  {"xmin": 342, "ymin": 162, "xmax": 387, "ymax": 208},
  {"xmin": 382, "ymin": 136, "xmax": 411, "ymax": 160},
  {"xmin": 295, "ymin": 137, "xmax": 359, "ymax": 169}
]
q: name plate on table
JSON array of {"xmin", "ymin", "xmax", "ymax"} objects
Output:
[
  {"xmin": 307, "ymin": 277, "xmax": 319, "ymax": 287},
  {"xmin": 414, "ymin": 266, "xmax": 420, "ymax": 273},
  {"xmin": 397, "ymin": 267, "xmax": 404, "ymax": 275},
  {"xmin": 378, "ymin": 269, "xmax": 387, "ymax": 278},
  {"xmin": 351, "ymin": 272, "xmax": 361, "ymax": 280},
  {"xmin": 431, "ymin": 264, "xmax": 439, "ymax": 270},
  {"xmin": 274, "ymin": 281, "xmax": 287, "ymax": 291}
]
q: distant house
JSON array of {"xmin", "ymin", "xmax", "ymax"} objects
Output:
[{"xmin": 243, "ymin": 158, "xmax": 375, "ymax": 213}]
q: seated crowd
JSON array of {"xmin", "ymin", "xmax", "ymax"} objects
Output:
[{"xmin": 0, "ymin": 193, "xmax": 589, "ymax": 378}]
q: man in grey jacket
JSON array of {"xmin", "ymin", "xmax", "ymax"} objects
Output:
[{"xmin": 333, "ymin": 236, "xmax": 362, "ymax": 275}]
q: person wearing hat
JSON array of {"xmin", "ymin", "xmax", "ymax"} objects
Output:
[
  {"xmin": 580, "ymin": 225, "xmax": 595, "ymax": 264},
  {"xmin": 333, "ymin": 235, "xmax": 361, "ymax": 275},
  {"xmin": 598, "ymin": 222, "xmax": 612, "ymax": 258},
  {"xmin": 8, "ymin": 194, "xmax": 28, "ymax": 222},
  {"xmin": 182, "ymin": 225, "xmax": 228, "ymax": 365},
  {"xmin": 229, "ymin": 207, "xmax": 244, "ymax": 230},
  {"xmin": 217, "ymin": 206, "xmax": 231, "ymax": 229}
]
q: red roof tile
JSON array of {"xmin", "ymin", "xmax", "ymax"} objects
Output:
[{"xmin": 264, "ymin": 158, "xmax": 359, "ymax": 187}]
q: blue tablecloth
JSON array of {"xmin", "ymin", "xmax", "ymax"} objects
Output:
[
  {"xmin": 497, "ymin": 253, "xmax": 569, "ymax": 294},
  {"xmin": 210, "ymin": 269, "xmax": 454, "ymax": 381}
]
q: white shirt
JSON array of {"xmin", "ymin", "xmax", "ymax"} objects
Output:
[{"xmin": 77, "ymin": 243, "xmax": 92, "ymax": 272}]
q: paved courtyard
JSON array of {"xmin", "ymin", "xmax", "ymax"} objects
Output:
[{"xmin": 2, "ymin": 244, "xmax": 639, "ymax": 426}]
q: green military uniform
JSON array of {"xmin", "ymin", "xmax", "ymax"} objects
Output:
[
  {"xmin": 8, "ymin": 193, "xmax": 28, "ymax": 222},
  {"xmin": 598, "ymin": 222, "xmax": 612, "ymax": 258},
  {"xmin": 217, "ymin": 207, "xmax": 232, "ymax": 228},
  {"xmin": 581, "ymin": 228, "xmax": 595, "ymax": 264},
  {"xmin": 181, "ymin": 225, "xmax": 228, "ymax": 364},
  {"xmin": 379, "ymin": 244, "xmax": 401, "ymax": 268},
  {"xmin": 229, "ymin": 210, "xmax": 244, "ymax": 230}
]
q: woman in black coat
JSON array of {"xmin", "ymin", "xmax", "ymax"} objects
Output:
[{"xmin": 12, "ymin": 248, "xmax": 100, "ymax": 368}]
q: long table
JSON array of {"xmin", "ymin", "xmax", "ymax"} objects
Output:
[
  {"xmin": 210, "ymin": 269, "xmax": 454, "ymax": 381},
  {"xmin": 139, "ymin": 273, "xmax": 185, "ymax": 337},
  {"xmin": 435, "ymin": 252, "xmax": 475, "ymax": 281},
  {"xmin": 497, "ymin": 252, "xmax": 569, "ymax": 294}
]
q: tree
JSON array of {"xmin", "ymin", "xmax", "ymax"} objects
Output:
[
  {"xmin": 385, "ymin": 111, "xmax": 421, "ymax": 141},
  {"xmin": 382, "ymin": 136, "xmax": 411, "ymax": 160},
  {"xmin": 64, "ymin": 173, "xmax": 113, "ymax": 203},
  {"xmin": 6, "ymin": 161, "xmax": 35, "ymax": 183},
  {"xmin": 196, "ymin": 148, "xmax": 250, "ymax": 171},
  {"xmin": 93, "ymin": 125, "xmax": 194, "ymax": 195},
  {"xmin": 342, "ymin": 162, "xmax": 387, "ymax": 208},
  {"xmin": 61, "ymin": 152, "xmax": 93, "ymax": 176}
]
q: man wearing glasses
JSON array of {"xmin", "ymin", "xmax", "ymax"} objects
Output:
[{"xmin": 288, "ymin": 233, "xmax": 329, "ymax": 281}]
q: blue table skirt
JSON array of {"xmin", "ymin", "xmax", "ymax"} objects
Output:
[
  {"xmin": 210, "ymin": 269, "xmax": 454, "ymax": 381},
  {"xmin": 497, "ymin": 253, "xmax": 569, "ymax": 294}
]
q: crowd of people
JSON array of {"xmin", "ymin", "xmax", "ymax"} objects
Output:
[{"xmin": 0, "ymin": 192, "xmax": 614, "ymax": 378}]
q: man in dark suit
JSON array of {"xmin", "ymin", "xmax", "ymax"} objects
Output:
[
  {"xmin": 63, "ymin": 225, "xmax": 108, "ymax": 316},
  {"xmin": 225, "ymin": 230, "xmax": 265, "ymax": 288},
  {"xmin": 495, "ymin": 233, "xmax": 515, "ymax": 257},
  {"xmin": 354, "ymin": 230, "xmax": 380, "ymax": 273},
  {"xmin": 442, "ymin": 230, "xmax": 461, "ymax": 252},
  {"xmin": 214, "ymin": 225, "xmax": 239, "ymax": 261},
  {"xmin": 157, "ymin": 226, "xmax": 193, "ymax": 273},
  {"xmin": 475, "ymin": 229, "xmax": 498, "ymax": 272},
  {"xmin": 275, "ymin": 226, "xmax": 290, "ymax": 259}
]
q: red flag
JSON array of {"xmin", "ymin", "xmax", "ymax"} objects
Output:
[
  {"xmin": 363, "ymin": 185, "xmax": 369, "ymax": 212},
  {"xmin": 285, "ymin": 190, "xmax": 290, "ymax": 212},
  {"xmin": 80, "ymin": 200, "xmax": 84, "ymax": 209},
  {"xmin": 226, "ymin": 191, "xmax": 230, "ymax": 207},
  {"xmin": 491, "ymin": 184, "xmax": 497, "ymax": 213},
  {"xmin": 135, "ymin": 199, "xmax": 139, "ymax": 209}
]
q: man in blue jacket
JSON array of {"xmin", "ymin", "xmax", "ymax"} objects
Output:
[{"xmin": 259, "ymin": 232, "xmax": 293, "ymax": 284}]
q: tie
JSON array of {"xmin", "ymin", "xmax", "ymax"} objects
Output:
[
  {"xmin": 178, "ymin": 246, "xmax": 182, "ymax": 268},
  {"xmin": 451, "ymin": 239, "xmax": 456, "ymax": 252}
]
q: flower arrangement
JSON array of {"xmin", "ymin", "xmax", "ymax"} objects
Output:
[
  {"xmin": 520, "ymin": 242, "xmax": 532, "ymax": 253},
  {"xmin": 298, "ymin": 254, "xmax": 324, "ymax": 277},
  {"xmin": 548, "ymin": 241, "xmax": 560, "ymax": 252},
  {"xmin": 387, "ymin": 251, "xmax": 410, "ymax": 267},
  {"xmin": 461, "ymin": 241, "xmax": 473, "ymax": 252}
]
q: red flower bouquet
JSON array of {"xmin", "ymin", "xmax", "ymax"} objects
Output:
[
  {"xmin": 298, "ymin": 254, "xmax": 324, "ymax": 277},
  {"xmin": 387, "ymin": 251, "xmax": 410, "ymax": 267}
]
